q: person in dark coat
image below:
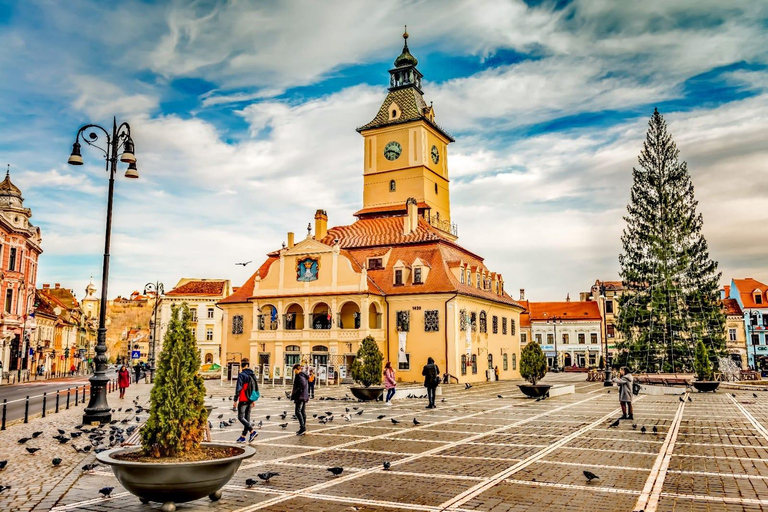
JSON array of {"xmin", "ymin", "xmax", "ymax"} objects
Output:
[
  {"xmin": 612, "ymin": 366, "xmax": 634, "ymax": 420},
  {"xmin": 422, "ymin": 357, "xmax": 440, "ymax": 409},
  {"xmin": 290, "ymin": 364, "xmax": 309, "ymax": 436},
  {"xmin": 117, "ymin": 365, "xmax": 131, "ymax": 399},
  {"xmin": 234, "ymin": 359, "xmax": 259, "ymax": 443},
  {"xmin": 133, "ymin": 363, "xmax": 141, "ymax": 384}
]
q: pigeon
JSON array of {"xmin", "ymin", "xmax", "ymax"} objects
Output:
[
  {"xmin": 279, "ymin": 423, "xmax": 288, "ymax": 430},
  {"xmin": 497, "ymin": 395, "xmax": 503, "ymax": 398},
  {"xmin": 413, "ymin": 418, "xmax": 420, "ymax": 426},
  {"xmin": 99, "ymin": 486, "xmax": 114, "ymax": 498},
  {"xmin": 679, "ymin": 397, "xmax": 685, "ymax": 403},
  {"xmin": 52, "ymin": 458, "xmax": 62, "ymax": 467},
  {"xmin": 82, "ymin": 463, "xmax": 98, "ymax": 473},
  {"xmin": 313, "ymin": 414, "xmax": 318, "ymax": 418},
  {"xmin": 383, "ymin": 461, "xmax": 391, "ymax": 470},
  {"xmin": 219, "ymin": 422, "xmax": 227, "ymax": 429},
  {"xmin": 583, "ymin": 471, "xmax": 599, "ymax": 482},
  {"xmin": 245, "ymin": 478, "xmax": 257, "ymax": 488},
  {"xmin": 258, "ymin": 472, "xmax": 279, "ymax": 483},
  {"xmin": 441, "ymin": 398, "xmax": 446, "ymax": 403},
  {"xmin": 71, "ymin": 432, "xmax": 83, "ymax": 438},
  {"xmin": 377, "ymin": 415, "xmax": 386, "ymax": 420},
  {"xmin": 465, "ymin": 383, "xmax": 472, "ymax": 389},
  {"xmin": 217, "ymin": 414, "xmax": 224, "ymax": 419},
  {"xmin": 279, "ymin": 413, "xmax": 287, "ymax": 420},
  {"xmin": 754, "ymin": 393, "xmax": 758, "ymax": 398},
  {"xmin": 0, "ymin": 485, "xmax": 10, "ymax": 492},
  {"xmin": 652, "ymin": 426, "xmax": 658, "ymax": 434},
  {"xmin": 391, "ymin": 418, "xmax": 400, "ymax": 425},
  {"xmin": 687, "ymin": 396, "xmax": 692, "ymax": 402},
  {"xmin": 343, "ymin": 414, "xmax": 351, "ymax": 422},
  {"xmin": 265, "ymin": 415, "xmax": 271, "ymax": 421},
  {"xmin": 327, "ymin": 467, "xmax": 343, "ymax": 476},
  {"xmin": 731, "ymin": 393, "xmax": 737, "ymax": 397},
  {"xmin": 356, "ymin": 410, "xmax": 364, "ymax": 416},
  {"xmin": 17, "ymin": 437, "xmax": 31, "ymax": 444},
  {"xmin": 325, "ymin": 412, "xmax": 333, "ymax": 417},
  {"xmin": 57, "ymin": 429, "xmax": 66, "ymax": 435},
  {"xmin": 640, "ymin": 426, "xmax": 646, "ymax": 434},
  {"xmin": 608, "ymin": 418, "xmax": 620, "ymax": 428},
  {"xmin": 31, "ymin": 431, "xmax": 43, "ymax": 438},
  {"xmin": 353, "ymin": 407, "xmax": 359, "ymax": 410},
  {"xmin": 257, "ymin": 421, "xmax": 263, "ymax": 428},
  {"xmin": 632, "ymin": 424, "xmax": 637, "ymax": 430},
  {"xmin": 26, "ymin": 447, "xmax": 41, "ymax": 455}
]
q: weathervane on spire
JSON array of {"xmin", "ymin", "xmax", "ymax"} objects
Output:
[{"xmin": 6, "ymin": 164, "xmax": 9, "ymax": 179}]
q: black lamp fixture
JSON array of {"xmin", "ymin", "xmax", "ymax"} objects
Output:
[{"xmin": 68, "ymin": 117, "xmax": 139, "ymax": 425}]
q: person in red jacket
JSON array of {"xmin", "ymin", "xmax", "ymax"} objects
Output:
[{"xmin": 117, "ymin": 365, "xmax": 131, "ymax": 399}]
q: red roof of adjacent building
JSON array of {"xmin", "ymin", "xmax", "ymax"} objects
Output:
[
  {"xmin": 523, "ymin": 301, "xmax": 602, "ymax": 322},
  {"xmin": 165, "ymin": 280, "xmax": 227, "ymax": 297},
  {"xmin": 721, "ymin": 298, "xmax": 743, "ymax": 316},
  {"xmin": 732, "ymin": 278, "xmax": 768, "ymax": 309}
]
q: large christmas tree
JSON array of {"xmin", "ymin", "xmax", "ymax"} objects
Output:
[{"xmin": 616, "ymin": 109, "xmax": 725, "ymax": 372}]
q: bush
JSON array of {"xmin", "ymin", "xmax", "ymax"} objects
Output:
[
  {"xmin": 141, "ymin": 304, "xmax": 207, "ymax": 458},
  {"xmin": 520, "ymin": 342, "xmax": 548, "ymax": 385},
  {"xmin": 349, "ymin": 336, "xmax": 383, "ymax": 387},
  {"xmin": 694, "ymin": 339, "xmax": 713, "ymax": 381}
]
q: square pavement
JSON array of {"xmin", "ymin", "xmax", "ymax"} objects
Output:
[{"xmin": 3, "ymin": 375, "xmax": 768, "ymax": 511}]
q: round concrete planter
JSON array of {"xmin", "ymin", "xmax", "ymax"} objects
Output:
[
  {"xmin": 204, "ymin": 405, "xmax": 214, "ymax": 418},
  {"xmin": 518, "ymin": 384, "xmax": 552, "ymax": 398},
  {"xmin": 692, "ymin": 381, "xmax": 720, "ymax": 393},
  {"xmin": 350, "ymin": 386, "xmax": 384, "ymax": 401},
  {"xmin": 96, "ymin": 443, "xmax": 255, "ymax": 511}
]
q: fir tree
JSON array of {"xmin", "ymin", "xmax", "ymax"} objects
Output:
[
  {"xmin": 693, "ymin": 339, "xmax": 713, "ymax": 381},
  {"xmin": 617, "ymin": 109, "xmax": 726, "ymax": 372},
  {"xmin": 141, "ymin": 304, "xmax": 207, "ymax": 457},
  {"xmin": 349, "ymin": 336, "xmax": 383, "ymax": 387},
  {"xmin": 520, "ymin": 342, "xmax": 547, "ymax": 385}
]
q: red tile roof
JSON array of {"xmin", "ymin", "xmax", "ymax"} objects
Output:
[
  {"xmin": 166, "ymin": 280, "xmax": 227, "ymax": 297},
  {"xmin": 732, "ymin": 278, "xmax": 768, "ymax": 309},
  {"xmin": 721, "ymin": 298, "xmax": 743, "ymax": 316},
  {"xmin": 320, "ymin": 216, "xmax": 447, "ymax": 249},
  {"xmin": 524, "ymin": 301, "xmax": 602, "ymax": 322},
  {"xmin": 354, "ymin": 201, "xmax": 431, "ymax": 218}
]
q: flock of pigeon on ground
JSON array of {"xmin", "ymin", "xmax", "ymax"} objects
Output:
[{"xmin": 0, "ymin": 386, "xmax": 764, "ymax": 498}]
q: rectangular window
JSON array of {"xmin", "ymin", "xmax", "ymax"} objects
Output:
[
  {"xmin": 414, "ymin": 267, "xmax": 422, "ymax": 284},
  {"xmin": 471, "ymin": 354, "xmax": 477, "ymax": 374},
  {"xmin": 547, "ymin": 333, "xmax": 553, "ymax": 344},
  {"xmin": 394, "ymin": 269, "xmax": 403, "ymax": 286},
  {"xmin": 502, "ymin": 317, "xmax": 507, "ymax": 335},
  {"xmin": 190, "ymin": 309, "xmax": 198, "ymax": 322},
  {"xmin": 562, "ymin": 333, "xmax": 569, "ymax": 344},
  {"xmin": 521, "ymin": 333, "xmax": 527, "ymax": 344},
  {"xmin": 753, "ymin": 334, "xmax": 760, "ymax": 346},
  {"xmin": 207, "ymin": 307, "xmax": 214, "ymax": 319},
  {"xmin": 605, "ymin": 300, "xmax": 614, "ymax": 314},
  {"xmin": 396, "ymin": 310, "xmax": 410, "ymax": 332},
  {"xmin": 728, "ymin": 328, "xmax": 737, "ymax": 341},
  {"xmin": 4, "ymin": 288, "xmax": 12, "ymax": 314},
  {"xmin": 368, "ymin": 258, "xmax": 383, "ymax": 270},
  {"xmin": 492, "ymin": 315, "xmax": 498, "ymax": 334},
  {"xmin": 476, "ymin": 273, "xmax": 480, "ymax": 288},
  {"xmin": 607, "ymin": 324, "xmax": 615, "ymax": 338},
  {"xmin": 232, "ymin": 315, "xmax": 244, "ymax": 335},
  {"xmin": 191, "ymin": 327, "xmax": 196, "ymax": 339},
  {"xmin": 461, "ymin": 355, "xmax": 467, "ymax": 375},
  {"xmin": 470, "ymin": 312, "xmax": 477, "ymax": 331},
  {"xmin": 510, "ymin": 319, "xmax": 516, "ymax": 335},
  {"xmin": 578, "ymin": 333, "xmax": 586, "ymax": 344},
  {"xmin": 459, "ymin": 309, "xmax": 467, "ymax": 331},
  {"xmin": 503, "ymin": 353, "xmax": 508, "ymax": 371},
  {"xmin": 424, "ymin": 310, "xmax": 439, "ymax": 332},
  {"xmin": 399, "ymin": 353, "xmax": 410, "ymax": 371},
  {"xmin": 460, "ymin": 270, "xmax": 464, "ymax": 284},
  {"xmin": 751, "ymin": 315, "xmax": 759, "ymax": 326},
  {"xmin": 206, "ymin": 327, "xmax": 213, "ymax": 341},
  {"xmin": 535, "ymin": 334, "xmax": 542, "ymax": 344},
  {"xmin": 756, "ymin": 295, "xmax": 764, "ymax": 305},
  {"xmin": 590, "ymin": 333, "xmax": 598, "ymax": 344},
  {"xmin": 8, "ymin": 247, "xmax": 16, "ymax": 271}
]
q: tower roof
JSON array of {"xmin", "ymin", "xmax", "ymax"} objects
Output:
[
  {"xmin": 0, "ymin": 167, "xmax": 22, "ymax": 198},
  {"xmin": 393, "ymin": 28, "xmax": 418, "ymax": 68}
]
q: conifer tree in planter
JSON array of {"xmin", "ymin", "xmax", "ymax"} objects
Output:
[
  {"xmin": 692, "ymin": 338, "xmax": 719, "ymax": 392},
  {"xmin": 518, "ymin": 342, "xmax": 551, "ymax": 398},
  {"xmin": 96, "ymin": 305, "xmax": 255, "ymax": 511},
  {"xmin": 349, "ymin": 336, "xmax": 384, "ymax": 401}
]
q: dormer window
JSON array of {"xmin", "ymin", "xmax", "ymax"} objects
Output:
[
  {"xmin": 460, "ymin": 268, "xmax": 464, "ymax": 284},
  {"xmin": 368, "ymin": 258, "xmax": 383, "ymax": 270},
  {"xmin": 394, "ymin": 269, "xmax": 403, "ymax": 286},
  {"xmin": 755, "ymin": 290, "xmax": 763, "ymax": 305},
  {"xmin": 476, "ymin": 273, "xmax": 481, "ymax": 289},
  {"xmin": 414, "ymin": 267, "xmax": 422, "ymax": 284}
]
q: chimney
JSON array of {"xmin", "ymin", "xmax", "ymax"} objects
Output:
[
  {"xmin": 566, "ymin": 293, "xmax": 571, "ymax": 303},
  {"xmin": 287, "ymin": 232, "xmax": 295, "ymax": 248},
  {"xmin": 314, "ymin": 209, "xmax": 328, "ymax": 240},
  {"xmin": 403, "ymin": 198, "xmax": 418, "ymax": 235},
  {"xmin": 55, "ymin": 283, "xmax": 60, "ymax": 289},
  {"xmin": 43, "ymin": 283, "xmax": 50, "ymax": 289},
  {"xmin": 519, "ymin": 288, "xmax": 525, "ymax": 300}
]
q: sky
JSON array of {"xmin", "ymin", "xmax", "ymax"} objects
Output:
[{"xmin": 0, "ymin": 0, "xmax": 767, "ymax": 302}]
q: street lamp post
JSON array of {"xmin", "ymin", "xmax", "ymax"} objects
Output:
[
  {"xmin": 68, "ymin": 117, "xmax": 138, "ymax": 425},
  {"xmin": 599, "ymin": 284, "xmax": 613, "ymax": 386},
  {"xmin": 144, "ymin": 282, "xmax": 164, "ymax": 373},
  {"xmin": 546, "ymin": 315, "xmax": 563, "ymax": 372}
]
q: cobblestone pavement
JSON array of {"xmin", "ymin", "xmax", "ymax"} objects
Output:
[{"xmin": 2, "ymin": 375, "xmax": 768, "ymax": 511}]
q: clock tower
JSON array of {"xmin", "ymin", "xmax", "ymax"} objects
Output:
[{"xmin": 356, "ymin": 29, "xmax": 456, "ymax": 238}]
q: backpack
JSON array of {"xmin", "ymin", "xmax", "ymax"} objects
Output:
[
  {"xmin": 632, "ymin": 380, "xmax": 641, "ymax": 396},
  {"xmin": 246, "ymin": 372, "xmax": 260, "ymax": 402}
]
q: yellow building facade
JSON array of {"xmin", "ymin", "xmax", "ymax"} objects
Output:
[{"xmin": 219, "ymin": 32, "xmax": 523, "ymax": 383}]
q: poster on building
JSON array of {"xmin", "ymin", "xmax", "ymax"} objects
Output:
[
  {"xmin": 317, "ymin": 365, "xmax": 327, "ymax": 381},
  {"xmin": 398, "ymin": 331, "xmax": 408, "ymax": 363},
  {"xmin": 230, "ymin": 363, "xmax": 240, "ymax": 380},
  {"xmin": 262, "ymin": 365, "xmax": 270, "ymax": 379},
  {"xmin": 284, "ymin": 365, "xmax": 293, "ymax": 380},
  {"xmin": 339, "ymin": 365, "xmax": 347, "ymax": 379}
]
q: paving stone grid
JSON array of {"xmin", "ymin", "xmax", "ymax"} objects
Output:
[{"xmin": 2, "ymin": 374, "xmax": 768, "ymax": 511}]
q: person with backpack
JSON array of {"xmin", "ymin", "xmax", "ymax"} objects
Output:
[
  {"xmin": 291, "ymin": 364, "xmax": 309, "ymax": 436},
  {"xmin": 612, "ymin": 366, "xmax": 635, "ymax": 420},
  {"xmin": 234, "ymin": 359, "xmax": 259, "ymax": 443},
  {"xmin": 422, "ymin": 357, "xmax": 440, "ymax": 409}
]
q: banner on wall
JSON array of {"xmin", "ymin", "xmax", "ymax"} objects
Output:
[
  {"xmin": 465, "ymin": 314, "xmax": 472, "ymax": 355},
  {"xmin": 398, "ymin": 331, "xmax": 408, "ymax": 363}
]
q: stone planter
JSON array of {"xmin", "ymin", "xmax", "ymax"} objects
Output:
[
  {"xmin": 350, "ymin": 386, "xmax": 384, "ymax": 401},
  {"xmin": 96, "ymin": 443, "xmax": 255, "ymax": 511},
  {"xmin": 691, "ymin": 381, "xmax": 720, "ymax": 393},
  {"xmin": 204, "ymin": 405, "xmax": 214, "ymax": 418},
  {"xmin": 518, "ymin": 384, "xmax": 552, "ymax": 398}
]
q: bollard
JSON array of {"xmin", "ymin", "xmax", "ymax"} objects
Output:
[
  {"xmin": 82, "ymin": 385, "xmax": 86, "ymax": 403},
  {"xmin": 1, "ymin": 398, "xmax": 6, "ymax": 430},
  {"xmin": 42, "ymin": 392, "xmax": 47, "ymax": 418},
  {"xmin": 24, "ymin": 396, "xmax": 30, "ymax": 423},
  {"xmin": 55, "ymin": 391, "xmax": 60, "ymax": 413},
  {"xmin": 66, "ymin": 388, "xmax": 71, "ymax": 409}
]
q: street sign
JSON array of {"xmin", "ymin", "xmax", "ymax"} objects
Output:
[{"xmin": 131, "ymin": 350, "xmax": 141, "ymax": 359}]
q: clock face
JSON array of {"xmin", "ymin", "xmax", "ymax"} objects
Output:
[
  {"xmin": 431, "ymin": 145, "xmax": 440, "ymax": 164},
  {"xmin": 384, "ymin": 141, "xmax": 402, "ymax": 161}
]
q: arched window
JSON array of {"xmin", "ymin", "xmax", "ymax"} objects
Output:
[
  {"xmin": 476, "ymin": 273, "xmax": 481, "ymax": 288},
  {"xmin": 503, "ymin": 353, "xmax": 508, "ymax": 371},
  {"xmin": 205, "ymin": 353, "xmax": 213, "ymax": 364},
  {"xmin": 487, "ymin": 353, "xmax": 493, "ymax": 370},
  {"xmin": 461, "ymin": 354, "xmax": 467, "ymax": 375},
  {"xmin": 389, "ymin": 180, "xmax": 396, "ymax": 192},
  {"xmin": 512, "ymin": 353, "xmax": 517, "ymax": 370},
  {"xmin": 479, "ymin": 312, "xmax": 487, "ymax": 334},
  {"xmin": 460, "ymin": 269, "xmax": 465, "ymax": 284},
  {"xmin": 510, "ymin": 319, "xmax": 516, "ymax": 335}
]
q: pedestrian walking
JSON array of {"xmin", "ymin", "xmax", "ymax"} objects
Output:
[
  {"xmin": 612, "ymin": 366, "xmax": 634, "ymax": 420},
  {"xmin": 70, "ymin": 363, "xmax": 77, "ymax": 376},
  {"xmin": 291, "ymin": 364, "xmax": 309, "ymax": 436},
  {"xmin": 384, "ymin": 362, "xmax": 396, "ymax": 405},
  {"xmin": 117, "ymin": 365, "xmax": 130, "ymax": 399},
  {"xmin": 422, "ymin": 357, "xmax": 440, "ymax": 409},
  {"xmin": 308, "ymin": 368, "xmax": 316, "ymax": 399},
  {"xmin": 234, "ymin": 359, "xmax": 259, "ymax": 443},
  {"xmin": 494, "ymin": 365, "xmax": 500, "ymax": 381},
  {"xmin": 133, "ymin": 362, "xmax": 141, "ymax": 384}
]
